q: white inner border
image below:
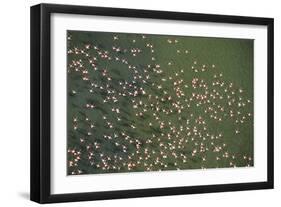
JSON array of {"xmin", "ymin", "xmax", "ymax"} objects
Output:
[{"xmin": 51, "ymin": 13, "xmax": 268, "ymax": 194}]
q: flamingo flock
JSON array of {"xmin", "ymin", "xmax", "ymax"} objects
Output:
[{"xmin": 67, "ymin": 31, "xmax": 253, "ymax": 175}]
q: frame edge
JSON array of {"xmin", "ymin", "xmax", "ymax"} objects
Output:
[{"xmin": 30, "ymin": 4, "xmax": 42, "ymax": 203}]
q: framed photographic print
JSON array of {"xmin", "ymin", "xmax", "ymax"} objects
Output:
[{"xmin": 30, "ymin": 3, "xmax": 274, "ymax": 203}]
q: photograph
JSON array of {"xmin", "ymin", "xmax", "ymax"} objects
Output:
[
  {"xmin": 30, "ymin": 3, "xmax": 273, "ymax": 203},
  {"xmin": 67, "ymin": 31, "xmax": 254, "ymax": 175}
]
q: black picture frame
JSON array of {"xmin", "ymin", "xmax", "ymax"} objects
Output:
[{"xmin": 30, "ymin": 3, "xmax": 274, "ymax": 204}]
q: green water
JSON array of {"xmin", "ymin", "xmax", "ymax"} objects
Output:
[{"xmin": 67, "ymin": 31, "xmax": 253, "ymax": 175}]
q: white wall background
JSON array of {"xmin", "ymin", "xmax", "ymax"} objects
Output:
[{"xmin": 0, "ymin": 0, "xmax": 279, "ymax": 206}]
